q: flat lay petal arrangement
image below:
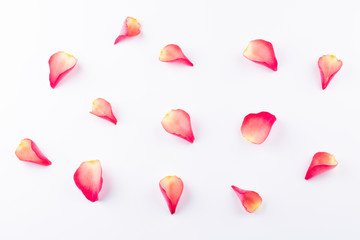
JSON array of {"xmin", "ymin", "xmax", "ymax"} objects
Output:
[{"xmin": 14, "ymin": 15, "xmax": 344, "ymax": 215}]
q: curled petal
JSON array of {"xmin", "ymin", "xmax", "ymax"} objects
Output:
[
  {"xmin": 243, "ymin": 39, "xmax": 278, "ymax": 71},
  {"xmin": 90, "ymin": 98, "xmax": 117, "ymax": 125},
  {"xmin": 15, "ymin": 139, "xmax": 51, "ymax": 166},
  {"xmin": 159, "ymin": 176, "xmax": 184, "ymax": 214},
  {"xmin": 114, "ymin": 17, "xmax": 141, "ymax": 44},
  {"xmin": 159, "ymin": 44, "xmax": 193, "ymax": 66},
  {"xmin": 232, "ymin": 186, "xmax": 262, "ymax": 213},
  {"xmin": 318, "ymin": 55, "xmax": 343, "ymax": 90},
  {"xmin": 241, "ymin": 111, "xmax": 276, "ymax": 144},
  {"xmin": 74, "ymin": 160, "xmax": 103, "ymax": 202},
  {"xmin": 305, "ymin": 152, "xmax": 338, "ymax": 180},
  {"xmin": 49, "ymin": 51, "xmax": 77, "ymax": 88},
  {"xmin": 161, "ymin": 109, "xmax": 195, "ymax": 143}
]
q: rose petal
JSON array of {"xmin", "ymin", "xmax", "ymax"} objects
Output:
[
  {"xmin": 241, "ymin": 111, "xmax": 276, "ymax": 144},
  {"xmin": 305, "ymin": 152, "xmax": 338, "ymax": 180},
  {"xmin": 161, "ymin": 109, "xmax": 195, "ymax": 143},
  {"xmin": 49, "ymin": 51, "xmax": 77, "ymax": 88},
  {"xmin": 231, "ymin": 186, "xmax": 262, "ymax": 213},
  {"xmin": 90, "ymin": 98, "xmax": 117, "ymax": 125},
  {"xmin": 318, "ymin": 54, "xmax": 343, "ymax": 90},
  {"xmin": 159, "ymin": 176, "xmax": 184, "ymax": 214},
  {"xmin": 74, "ymin": 160, "xmax": 103, "ymax": 202},
  {"xmin": 114, "ymin": 17, "xmax": 141, "ymax": 44},
  {"xmin": 243, "ymin": 39, "xmax": 278, "ymax": 71},
  {"xmin": 159, "ymin": 44, "xmax": 193, "ymax": 66},
  {"xmin": 15, "ymin": 138, "xmax": 51, "ymax": 166}
]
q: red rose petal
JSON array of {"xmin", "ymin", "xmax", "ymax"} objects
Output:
[
  {"xmin": 49, "ymin": 51, "xmax": 77, "ymax": 88},
  {"xmin": 241, "ymin": 111, "xmax": 276, "ymax": 144},
  {"xmin": 114, "ymin": 17, "xmax": 141, "ymax": 44},
  {"xmin": 74, "ymin": 160, "xmax": 103, "ymax": 202},
  {"xmin": 243, "ymin": 39, "xmax": 278, "ymax": 71},
  {"xmin": 161, "ymin": 109, "xmax": 195, "ymax": 143},
  {"xmin": 231, "ymin": 185, "xmax": 262, "ymax": 213},
  {"xmin": 305, "ymin": 152, "xmax": 338, "ymax": 180},
  {"xmin": 159, "ymin": 44, "xmax": 193, "ymax": 66},
  {"xmin": 15, "ymin": 138, "xmax": 51, "ymax": 166},
  {"xmin": 318, "ymin": 54, "xmax": 343, "ymax": 90},
  {"xmin": 90, "ymin": 98, "xmax": 117, "ymax": 125},
  {"xmin": 159, "ymin": 176, "xmax": 184, "ymax": 214}
]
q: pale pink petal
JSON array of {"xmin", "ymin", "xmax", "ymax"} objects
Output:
[
  {"xmin": 74, "ymin": 160, "xmax": 103, "ymax": 202},
  {"xmin": 305, "ymin": 152, "xmax": 338, "ymax": 180},
  {"xmin": 90, "ymin": 98, "xmax": 117, "ymax": 125},
  {"xmin": 15, "ymin": 138, "xmax": 51, "ymax": 166},
  {"xmin": 318, "ymin": 55, "xmax": 343, "ymax": 90},
  {"xmin": 232, "ymin": 185, "xmax": 262, "ymax": 213},
  {"xmin": 114, "ymin": 17, "xmax": 141, "ymax": 44},
  {"xmin": 159, "ymin": 44, "xmax": 193, "ymax": 66},
  {"xmin": 159, "ymin": 176, "xmax": 184, "ymax": 214},
  {"xmin": 161, "ymin": 109, "xmax": 195, "ymax": 143},
  {"xmin": 49, "ymin": 51, "xmax": 77, "ymax": 88},
  {"xmin": 241, "ymin": 111, "xmax": 276, "ymax": 144},
  {"xmin": 243, "ymin": 39, "xmax": 278, "ymax": 71}
]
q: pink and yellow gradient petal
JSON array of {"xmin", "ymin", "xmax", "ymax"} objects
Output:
[
  {"xmin": 49, "ymin": 51, "xmax": 77, "ymax": 88},
  {"xmin": 243, "ymin": 39, "xmax": 278, "ymax": 71},
  {"xmin": 159, "ymin": 44, "xmax": 193, "ymax": 66},
  {"xmin": 232, "ymin": 185, "xmax": 262, "ymax": 213},
  {"xmin": 114, "ymin": 17, "xmax": 141, "ymax": 44},
  {"xmin": 159, "ymin": 176, "xmax": 184, "ymax": 214},
  {"xmin": 305, "ymin": 152, "xmax": 338, "ymax": 180},
  {"xmin": 161, "ymin": 109, "xmax": 195, "ymax": 143},
  {"xmin": 318, "ymin": 55, "xmax": 342, "ymax": 90},
  {"xmin": 90, "ymin": 98, "xmax": 117, "ymax": 125},
  {"xmin": 15, "ymin": 138, "xmax": 52, "ymax": 166},
  {"xmin": 74, "ymin": 160, "xmax": 103, "ymax": 202},
  {"xmin": 241, "ymin": 111, "xmax": 276, "ymax": 144}
]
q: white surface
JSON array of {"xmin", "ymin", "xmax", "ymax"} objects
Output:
[{"xmin": 0, "ymin": 0, "xmax": 359, "ymax": 239}]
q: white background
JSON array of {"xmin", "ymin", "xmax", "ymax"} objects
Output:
[{"xmin": 0, "ymin": 0, "xmax": 359, "ymax": 239}]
